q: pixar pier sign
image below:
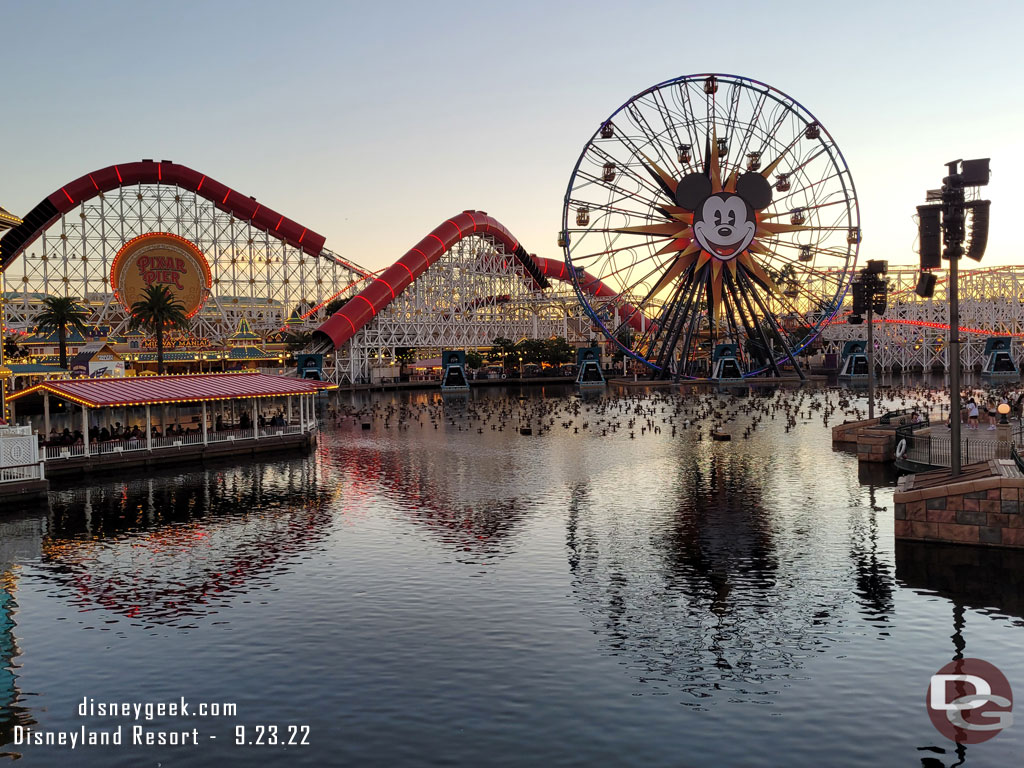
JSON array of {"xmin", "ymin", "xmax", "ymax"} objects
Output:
[{"xmin": 110, "ymin": 232, "xmax": 213, "ymax": 319}]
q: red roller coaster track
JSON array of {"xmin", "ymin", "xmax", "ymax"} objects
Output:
[
  {"xmin": 312, "ymin": 212, "xmax": 652, "ymax": 349},
  {"xmin": 0, "ymin": 160, "xmax": 369, "ymax": 277}
]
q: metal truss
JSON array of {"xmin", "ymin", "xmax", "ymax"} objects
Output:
[
  {"xmin": 819, "ymin": 266, "xmax": 1024, "ymax": 371},
  {"xmin": 331, "ymin": 235, "xmax": 590, "ymax": 384},
  {"xmin": 3, "ymin": 183, "xmax": 366, "ymax": 341}
]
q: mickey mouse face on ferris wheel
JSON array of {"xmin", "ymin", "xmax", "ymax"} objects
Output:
[{"xmin": 674, "ymin": 172, "xmax": 773, "ymax": 261}]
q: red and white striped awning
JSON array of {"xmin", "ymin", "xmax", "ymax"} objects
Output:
[{"xmin": 8, "ymin": 372, "xmax": 334, "ymax": 409}]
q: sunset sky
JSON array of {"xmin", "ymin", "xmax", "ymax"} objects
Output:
[{"xmin": 1, "ymin": 0, "xmax": 1021, "ymax": 273}]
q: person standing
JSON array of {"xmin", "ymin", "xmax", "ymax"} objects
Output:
[{"xmin": 967, "ymin": 399, "xmax": 980, "ymax": 430}]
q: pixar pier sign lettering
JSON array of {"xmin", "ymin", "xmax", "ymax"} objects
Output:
[
  {"xmin": 110, "ymin": 232, "xmax": 213, "ymax": 319},
  {"xmin": 927, "ymin": 658, "xmax": 1013, "ymax": 744},
  {"xmin": 135, "ymin": 253, "xmax": 190, "ymax": 291}
]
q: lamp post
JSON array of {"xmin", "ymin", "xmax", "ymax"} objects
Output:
[
  {"xmin": 918, "ymin": 159, "xmax": 991, "ymax": 477},
  {"xmin": 518, "ymin": 355, "xmax": 524, "ymax": 378},
  {"xmin": 997, "ymin": 402, "xmax": 1012, "ymax": 446},
  {"xmin": 848, "ymin": 261, "xmax": 888, "ymax": 419}
]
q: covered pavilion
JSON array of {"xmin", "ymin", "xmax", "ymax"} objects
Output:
[{"xmin": 7, "ymin": 372, "xmax": 334, "ymax": 471}]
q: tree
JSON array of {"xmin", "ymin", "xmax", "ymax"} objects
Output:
[
  {"xmin": 35, "ymin": 296, "xmax": 90, "ymax": 370},
  {"xmin": 466, "ymin": 351, "xmax": 484, "ymax": 370},
  {"xmin": 543, "ymin": 337, "xmax": 575, "ymax": 366},
  {"xmin": 612, "ymin": 329, "xmax": 634, "ymax": 363},
  {"xmin": 324, "ymin": 296, "xmax": 351, "ymax": 317},
  {"xmin": 3, "ymin": 335, "xmax": 26, "ymax": 362},
  {"xmin": 491, "ymin": 337, "xmax": 517, "ymax": 370},
  {"xmin": 129, "ymin": 284, "xmax": 190, "ymax": 375},
  {"xmin": 395, "ymin": 347, "xmax": 415, "ymax": 364},
  {"xmin": 516, "ymin": 339, "xmax": 547, "ymax": 365}
]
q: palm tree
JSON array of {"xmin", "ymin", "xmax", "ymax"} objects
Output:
[
  {"xmin": 129, "ymin": 284, "xmax": 190, "ymax": 374},
  {"xmin": 35, "ymin": 296, "xmax": 91, "ymax": 370}
]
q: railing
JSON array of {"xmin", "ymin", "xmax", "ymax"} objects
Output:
[
  {"xmin": 0, "ymin": 462, "xmax": 44, "ymax": 482},
  {"xmin": 896, "ymin": 422, "xmax": 1012, "ymax": 468},
  {"xmin": 1012, "ymin": 444, "xmax": 1024, "ymax": 474},
  {"xmin": 45, "ymin": 443, "xmax": 88, "ymax": 459},
  {"xmin": 41, "ymin": 423, "xmax": 311, "ymax": 460},
  {"xmin": 94, "ymin": 438, "xmax": 147, "ymax": 454},
  {"xmin": 258, "ymin": 424, "xmax": 303, "ymax": 437}
]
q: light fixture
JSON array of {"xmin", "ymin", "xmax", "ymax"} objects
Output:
[{"xmin": 998, "ymin": 402, "xmax": 1011, "ymax": 424}]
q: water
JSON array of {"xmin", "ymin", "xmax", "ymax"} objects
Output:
[{"xmin": 0, "ymin": 384, "xmax": 1022, "ymax": 767}]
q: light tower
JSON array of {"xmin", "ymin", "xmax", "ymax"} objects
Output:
[{"xmin": 917, "ymin": 159, "xmax": 991, "ymax": 476}]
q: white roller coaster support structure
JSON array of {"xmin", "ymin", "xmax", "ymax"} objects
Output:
[
  {"xmin": 819, "ymin": 266, "xmax": 1024, "ymax": 372},
  {"xmin": 330, "ymin": 235, "xmax": 589, "ymax": 384}
]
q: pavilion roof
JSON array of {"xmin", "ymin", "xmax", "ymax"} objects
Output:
[
  {"xmin": 0, "ymin": 206, "xmax": 22, "ymax": 230},
  {"xmin": 226, "ymin": 346, "xmax": 277, "ymax": 360},
  {"xmin": 229, "ymin": 317, "xmax": 262, "ymax": 341},
  {"xmin": 24, "ymin": 328, "xmax": 92, "ymax": 344},
  {"xmin": 8, "ymin": 371, "xmax": 334, "ymax": 408},
  {"xmin": 8, "ymin": 363, "xmax": 68, "ymax": 375}
]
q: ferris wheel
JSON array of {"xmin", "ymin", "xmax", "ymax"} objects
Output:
[{"xmin": 562, "ymin": 73, "xmax": 860, "ymax": 378}]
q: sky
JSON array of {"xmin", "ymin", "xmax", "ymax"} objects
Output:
[{"xmin": 1, "ymin": 0, "xmax": 1021, "ymax": 273}]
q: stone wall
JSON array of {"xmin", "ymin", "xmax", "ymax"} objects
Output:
[
  {"xmin": 857, "ymin": 430, "xmax": 895, "ymax": 463},
  {"xmin": 894, "ymin": 476, "xmax": 1024, "ymax": 548},
  {"xmin": 831, "ymin": 417, "xmax": 878, "ymax": 443}
]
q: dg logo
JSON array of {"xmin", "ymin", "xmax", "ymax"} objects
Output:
[{"xmin": 927, "ymin": 658, "xmax": 1013, "ymax": 744}]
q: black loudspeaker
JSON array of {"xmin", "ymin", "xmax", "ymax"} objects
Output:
[
  {"xmin": 960, "ymin": 158, "xmax": 990, "ymax": 187},
  {"xmin": 851, "ymin": 280, "xmax": 867, "ymax": 315},
  {"xmin": 848, "ymin": 314, "xmax": 864, "ymax": 325},
  {"xmin": 966, "ymin": 200, "xmax": 990, "ymax": 261},
  {"xmin": 917, "ymin": 204, "xmax": 942, "ymax": 269},
  {"xmin": 915, "ymin": 272, "xmax": 937, "ymax": 298}
]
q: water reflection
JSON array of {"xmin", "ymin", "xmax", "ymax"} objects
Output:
[
  {"xmin": 849, "ymin": 484, "xmax": 895, "ymax": 626},
  {"xmin": 894, "ymin": 541, "xmax": 1024, "ymax": 767},
  {"xmin": 896, "ymin": 540, "xmax": 1024, "ymax": 626},
  {"xmin": 0, "ymin": 514, "xmax": 44, "ymax": 753},
  {"xmin": 325, "ymin": 407, "xmax": 536, "ymax": 563},
  {"xmin": 568, "ymin": 448, "xmax": 896, "ymax": 707},
  {"xmin": 33, "ymin": 459, "xmax": 336, "ymax": 626}
]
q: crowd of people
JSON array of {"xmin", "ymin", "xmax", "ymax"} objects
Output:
[{"xmin": 39, "ymin": 410, "xmax": 293, "ymax": 447}]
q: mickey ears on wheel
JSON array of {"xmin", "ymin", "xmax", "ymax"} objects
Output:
[{"xmin": 673, "ymin": 172, "xmax": 774, "ymax": 211}]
